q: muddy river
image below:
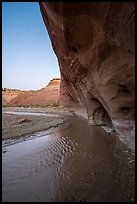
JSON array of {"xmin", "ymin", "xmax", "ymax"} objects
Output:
[{"xmin": 2, "ymin": 113, "xmax": 135, "ymax": 202}]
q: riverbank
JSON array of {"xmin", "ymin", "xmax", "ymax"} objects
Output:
[
  {"xmin": 2, "ymin": 106, "xmax": 135, "ymax": 151},
  {"xmin": 2, "ymin": 107, "xmax": 69, "ymax": 140}
]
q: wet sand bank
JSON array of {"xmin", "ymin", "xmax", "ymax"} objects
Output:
[
  {"xmin": 2, "ymin": 112, "xmax": 135, "ymax": 202},
  {"xmin": 2, "ymin": 107, "xmax": 67, "ymax": 140}
]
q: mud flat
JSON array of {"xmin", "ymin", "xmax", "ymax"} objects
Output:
[
  {"xmin": 2, "ymin": 111, "xmax": 135, "ymax": 202},
  {"xmin": 2, "ymin": 107, "xmax": 68, "ymax": 141}
]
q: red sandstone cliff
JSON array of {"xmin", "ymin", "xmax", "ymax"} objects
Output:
[
  {"xmin": 3, "ymin": 78, "xmax": 60, "ymax": 106},
  {"xmin": 39, "ymin": 2, "xmax": 135, "ymax": 137},
  {"xmin": 2, "ymin": 89, "xmax": 21, "ymax": 105}
]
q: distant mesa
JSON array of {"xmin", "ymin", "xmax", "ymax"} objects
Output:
[{"xmin": 2, "ymin": 78, "xmax": 61, "ymax": 106}]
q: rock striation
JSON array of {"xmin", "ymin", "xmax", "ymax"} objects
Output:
[
  {"xmin": 3, "ymin": 78, "xmax": 60, "ymax": 106},
  {"xmin": 2, "ymin": 89, "xmax": 21, "ymax": 105},
  {"xmin": 39, "ymin": 2, "xmax": 135, "ymax": 138}
]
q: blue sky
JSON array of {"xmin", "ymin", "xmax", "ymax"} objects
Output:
[{"xmin": 2, "ymin": 2, "xmax": 60, "ymax": 91}]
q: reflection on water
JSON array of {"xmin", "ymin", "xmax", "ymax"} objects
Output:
[
  {"xmin": 3, "ymin": 111, "xmax": 60, "ymax": 117},
  {"xmin": 2, "ymin": 115, "xmax": 135, "ymax": 202}
]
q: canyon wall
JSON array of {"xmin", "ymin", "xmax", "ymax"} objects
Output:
[
  {"xmin": 39, "ymin": 2, "xmax": 135, "ymax": 138},
  {"xmin": 3, "ymin": 78, "xmax": 60, "ymax": 106}
]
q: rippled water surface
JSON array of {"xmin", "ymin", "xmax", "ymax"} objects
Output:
[{"xmin": 2, "ymin": 114, "xmax": 135, "ymax": 202}]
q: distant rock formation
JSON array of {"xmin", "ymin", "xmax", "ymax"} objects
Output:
[
  {"xmin": 39, "ymin": 2, "xmax": 135, "ymax": 137},
  {"xmin": 2, "ymin": 78, "xmax": 60, "ymax": 106},
  {"xmin": 2, "ymin": 96, "xmax": 8, "ymax": 105},
  {"xmin": 2, "ymin": 89, "xmax": 21, "ymax": 105}
]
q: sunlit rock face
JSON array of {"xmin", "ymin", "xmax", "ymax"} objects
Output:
[
  {"xmin": 5, "ymin": 79, "xmax": 60, "ymax": 106},
  {"xmin": 2, "ymin": 89, "xmax": 21, "ymax": 105},
  {"xmin": 39, "ymin": 2, "xmax": 135, "ymax": 136}
]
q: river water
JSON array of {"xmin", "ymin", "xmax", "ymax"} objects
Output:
[
  {"xmin": 2, "ymin": 113, "xmax": 135, "ymax": 202},
  {"xmin": 3, "ymin": 111, "xmax": 60, "ymax": 117}
]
